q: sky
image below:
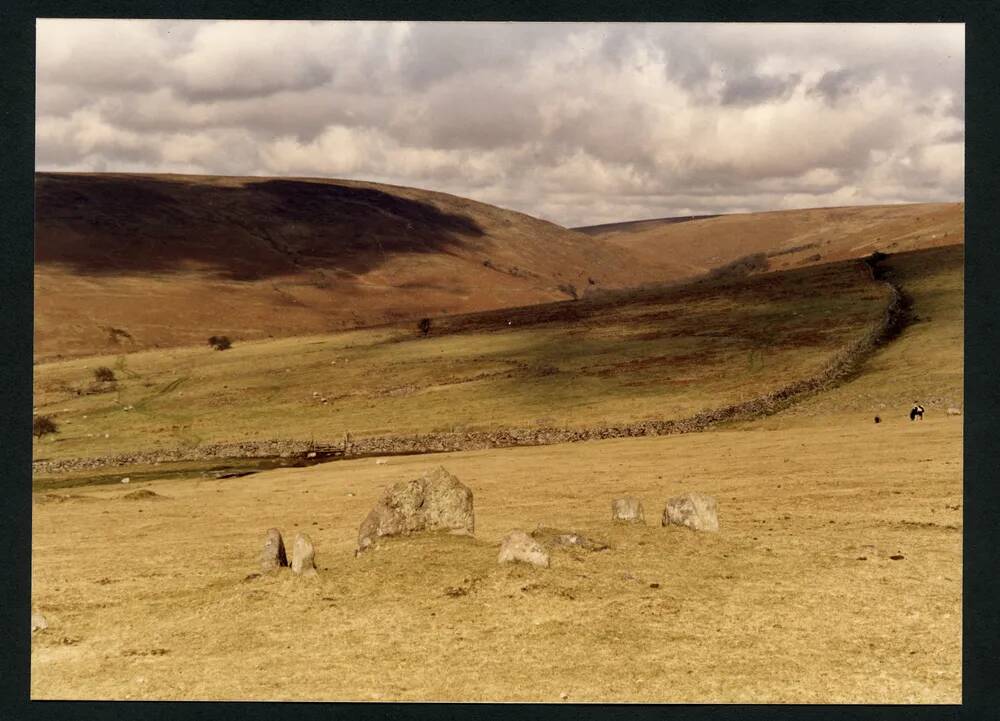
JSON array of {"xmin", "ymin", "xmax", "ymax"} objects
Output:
[{"xmin": 35, "ymin": 20, "xmax": 964, "ymax": 227}]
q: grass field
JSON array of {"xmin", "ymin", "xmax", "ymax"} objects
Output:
[
  {"xmin": 30, "ymin": 417, "xmax": 962, "ymax": 702},
  {"xmin": 30, "ymin": 243, "xmax": 963, "ymax": 702},
  {"xmin": 32, "ymin": 257, "xmax": 890, "ymax": 467}
]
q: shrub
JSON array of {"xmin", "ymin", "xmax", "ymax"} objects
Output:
[
  {"xmin": 93, "ymin": 366, "xmax": 116, "ymax": 383},
  {"xmin": 417, "ymin": 318, "xmax": 432, "ymax": 337},
  {"xmin": 33, "ymin": 415, "xmax": 58, "ymax": 439},
  {"xmin": 208, "ymin": 335, "xmax": 232, "ymax": 351},
  {"xmin": 557, "ymin": 283, "xmax": 579, "ymax": 300}
]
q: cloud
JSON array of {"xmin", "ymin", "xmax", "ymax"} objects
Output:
[
  {"xmin": 171, "ymin": 22, "xmax": 338, "ymax": 100},
  {"xmin": 720, "ymin": 73, "xmax": 801, "ymax": 106},
  {"xmin": 35, "ymin": 20, "xmax": 964, "ymax": 227}
]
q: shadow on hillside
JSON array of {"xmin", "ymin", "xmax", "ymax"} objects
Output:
[{"xmin": 34, "ymin": 173, "xmax": 485, "ymax": 280}]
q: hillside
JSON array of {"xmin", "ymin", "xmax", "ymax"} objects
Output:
[
  {"xmin": 34, "ymin": 172, "xmax": 674, "ymax": 361},
  {"xmin": 33, "ymin": 251, "xmax": 900, "ymax": 475},
  {"xmin": 576, "ymin": 203, "xmax": 964, "ymax": 280}
]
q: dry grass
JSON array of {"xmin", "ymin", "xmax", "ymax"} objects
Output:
[
  {"xmin": 587, "ymin": 202, "xmax": 964, "ymax": 278},
  {"xmin": 30, "ymin": 414, "xmax": 961, "ymax": 702},
  {"xmin": 32, "ymin": 258, "xmax": 886, "ymax": 466},
  {"xmin": 30, "ymin": 244, "xmax": 963, "ymax": 702},
  {"xmin": 771, "ymin": 244, "xmax": 964, "ymax": 421}
]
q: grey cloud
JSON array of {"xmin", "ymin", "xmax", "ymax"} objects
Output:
[
  {"xmin": 397, "ymin": 22, "xmax": 566, "ymax": 90},
  {"xmin": 545, "ymin": 104, "xmax": 659, "ymax": 170},
  {"xmin": 948, "ymin": 84, "xmax": 965, "ymax": 120},
  {"xmin": 100, "ymin": 87, "xmax": 372, "ymax": 143},
  {"xmin": 810, "ymin": 67, "xmax": 875, "ymax": 104},
  {"xmin": 174, "ymin": 61, "xmax": 333, "ymax": 102},
  {"xmin": 394, "ymin": 76, "xmax": 546, "ymax": 151},
  {"xmin": 35, "ymin": 135, "xmax": 90, "ymax": 167},
  {"xmin": 720, "ymin": 73, "xmax": 802, "ymax": 106}
]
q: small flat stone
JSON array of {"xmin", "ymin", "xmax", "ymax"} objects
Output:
[
  {"xmin": 531, "ymin": 526, "xmax": 609, "ymax": 551},
  {"xmin": 498, "ymin": 530, "xmax": 550, "ymax": 568}
]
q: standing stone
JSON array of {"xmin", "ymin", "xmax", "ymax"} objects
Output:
[
  {"xmin": 356, "ymin": 466, "xmax": 474, "ymax": 554},
  {"xmin": 947, "ymin": 407, "xmax": 962, "ymax": 416},
  {"xmin": 260, "ymin": 528, "xmax": 288, "ymax": 572},
  {"xmin": 498, "ymin": 530, "xmax": 550, "ymax": 568},
  {"xmin": 31, "ymin": 612, "xmax": 48, "ymax": 633},
  {"xmin": 291, "ymin": 533, "xmax": 317, "ymax": 576},
  {"xmin": 611, "ymin": 497, "xmax": 645, "ymax": 524},
  {"xmin": 662, "ymin": 492, "xmax": 719, "ymax": 532}
]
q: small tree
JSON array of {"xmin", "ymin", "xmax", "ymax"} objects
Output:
[
  {"xmin": 208, "ymin": 335, "xmax": 232, "ymax": 351},
  {"xmin": 93, "ymin": 366, "xmax": 116, "ymax": 383},
  {"xmin": 417, "ymin": 318, "xmax": 432, "ymax": 337},
  {"xmin": 33, "ymin": 415, "xmax": 58, "ymax": 439}
]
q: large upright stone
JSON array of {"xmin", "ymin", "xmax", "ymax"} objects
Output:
[
  {"xmin": 662, "ymin": 492, "xmax": 719, "ymax": 532},
  {"xmin": 611, "ymin": 497, "xmax": 645, "ymax": 524},
  {"xmin": 260, "ymin": 528, "xmax": 288, "ymax": 572},
  {"xmin": 498, "ymin": 530, "xmax": 550, "ymax": 568},
  {"xmin": 31, "ymin": 612, "xmax": 48, "ymax": 633},
  {"xmin": 291, "ymin": 533, "xmax": 317, "ymax": 576},
  {"xmin": 356, "ymin": 466, "xmax": 475, "ymax": 554}
]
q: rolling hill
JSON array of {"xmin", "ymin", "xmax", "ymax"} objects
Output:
[
  {"xmin": 34, "ymin": 172, "xmax": 677, "ymax": 361},
  {"xmin": 34, "ymin": 250, "xmax": 905, "ymax": 473},
  {"xmin": 575, "ymin": 202, "xmax": 964, "ymax": 279},
  {"xmin": 35, "ymin": 175, "xmax": 963, "ymax": 363}
]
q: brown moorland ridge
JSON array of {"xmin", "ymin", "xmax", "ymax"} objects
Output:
[
  {"xmin": 34, "ymin": 172, "xmax": 680, "ymax": 361},
  {"xmin": 575, "ymin": 202, "xmax": 964, "ymax": 279}
]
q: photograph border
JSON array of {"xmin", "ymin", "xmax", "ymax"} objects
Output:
[{"xmin": 2, "ymin": 1, "xmax": 997, "ymax": 719}]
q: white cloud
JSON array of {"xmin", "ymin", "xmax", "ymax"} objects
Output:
[{"xmin": 35, "ymin": 20, "xmax": 964, "ymax": 227}]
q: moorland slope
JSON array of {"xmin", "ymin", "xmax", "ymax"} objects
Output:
[
  {"xmin": 576, "ymin": 202, "xmax": 963, "ymax": 279},
  {"xmin": 33, "ymin": 251, "xmax": 902, "ymax": 475},
  {"xmin": 35, "ymin": 173, "xmax": 680, "ymax": 360}
]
